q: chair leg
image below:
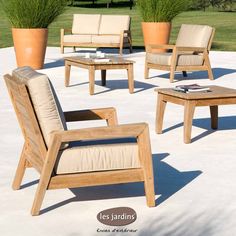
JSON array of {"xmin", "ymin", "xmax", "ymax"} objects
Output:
[
  {"xmin": 207, "ymin": 67, "xmax": 214, "ymax": 80},
  {"xmin": 31, "ymin": 137, "xmax": 61, "ymax": 216},
  {"xmin": 119, "ymin": 46, "xmax": 123, "ymax": 55},
  {"xmin": 73, "ymin": 46, "xmax": 76, "ymax": 52},
  {"xmin": 182, "ymin": 71, "xmax": 187, "ymax": 77},
  {"xmin": 12, "ymin": 143, "xmax": 28, "ymax": 190},
  {"xmin": 206, "ymin": 62, "xmax": 214, "ymax": 80},
  {"xmin": 144, "ymin": 62, "xmax": 149, "ymax": 79},
  {"xmin": 138, "ymin": 125, "xmax": 155, "ymax": 207},
  {"xmin": 170, "ymin": 68, "xmax": 175, "ymax": 83},
  {"xmin": 204, "ymin": 54, "xmax": 214, "ymax": 80},
  {"xmin": 143, "ymin": 168, "xmax": 155, "ymax": 207},
  {"xmin": 60, "ymin": 44, "xmax": 64, "ymax": 54},
  {"xmin": 129, "ymin": 44, "xmax": 133, "ymax": 54},
  {"xmin": 31, "ymin": 176, "xmax": 49, "ymax": 216},
  {"xmin": 31, "ymin": 161, "xmax": 54, "ymax": 216}
]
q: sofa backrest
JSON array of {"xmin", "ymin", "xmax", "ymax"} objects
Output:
[
  {"xmin": 176, "ymin": 24, "xmax": 214, "ymax": 49},
  {"xmin": 98, "ymin": 15, "xmax": 130, "ymax": 35},
  {"xmin": 72, "ymin": 14, "xmax": 101, "ymax": 35},
  {"xmin": 12, "ymin": 67, "xmax": 68, "ymax": 149}
]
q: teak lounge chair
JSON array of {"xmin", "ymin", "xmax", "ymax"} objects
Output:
[
  {"xmin": 4, "ymin": 67, "xmax": 155, "ymax": 216},
  {"xmin": 145, "ymin": 24, "xmax": 215, "ymax": 82}
]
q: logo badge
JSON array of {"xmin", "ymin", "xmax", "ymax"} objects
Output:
[{"xmin": 97, "ymin": 207, "xmax": 137, "ymax": 226}]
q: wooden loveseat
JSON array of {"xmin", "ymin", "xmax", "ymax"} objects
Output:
[{"xmin": 61, "ymin": 14, "xmax": 132, "ymax": 55}]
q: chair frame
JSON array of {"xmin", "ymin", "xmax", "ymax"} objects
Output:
[
  {"xmin": 4, "ymin": 74, "xmax": 155, "ymax": 216},
  {"xmin": 144, "ymin": 28, "xmax": 215, "ymax": 83}
]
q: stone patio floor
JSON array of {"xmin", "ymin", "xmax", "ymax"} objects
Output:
[{"xmin": 0, "ymin": 47, "xmax": 236, "ymax": 236}]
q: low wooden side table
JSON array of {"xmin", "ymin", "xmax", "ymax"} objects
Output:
[
  {"xmin": 64, "ymin": 56, "xmax": 134, "ymax": 95},
  {"xmin": 155, "ymin": 86, "xmax": 236, "ymax": 143}
]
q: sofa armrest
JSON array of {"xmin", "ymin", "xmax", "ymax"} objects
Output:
[{"xmin": 61, "ymin": 28, "xmax": 72, "ymax": 36}]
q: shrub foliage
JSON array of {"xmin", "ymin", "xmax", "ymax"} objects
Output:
[
  {"xmin": 137, "ymin": 0, "xmax": 190, "ymax": 22},
  {"xmin": 1, "ymin": 0, "xmax": 68, "ymax": 28}
]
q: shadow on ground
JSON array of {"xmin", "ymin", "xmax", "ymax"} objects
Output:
[
  {"xmin": 149, "ymin": 67, "xmax": 236, "ymax": 81},
  {"xmin": 39, "ymin": 152, "xmax": 201, "ymax": 214},
  {"xmin": 67, "ymin": 79, "xmax": 156, "ymax": 94},
  {"xmin": 162, "ymin": 116, "xmax": 236, "ymax": 143},
  {"xmin": 43, "ymin": 48, "xmax": 144, "ymax": 69}
]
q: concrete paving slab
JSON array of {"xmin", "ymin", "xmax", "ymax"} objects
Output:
[{"xmin": 0, "ymin": 47, "xmax": 236, "ymax": 236}]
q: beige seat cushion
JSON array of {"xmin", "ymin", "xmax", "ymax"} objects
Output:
[
  {"xmin": 147, "ymin": 52, "xmax": 204, "ymax": 66},
  {"xmin": 98, "ymin": 15, "xmax": 130, "ymax": 35},
  {"xmin": 64, "ymin": 34, "xmax": 92, "ymax": 43},
  {"xmin": 176, "ymin": 24, "xmax": 213, "ymax": 48},
  {"xmin": 12, "ymin": 67, "xmax": 68, "ymax": 148},
  {"xmin": 91, "ymin": 35, "xmax": 129, "ymax": 44},
  {"xmin": 55, "ymin": 142, "xmax": 140, "ymax": 174},
  {"xmin": 72, "ymin": 14, "xmax": 101, "ymax": 35}
]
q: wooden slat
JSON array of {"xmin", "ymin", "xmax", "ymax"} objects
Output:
[
  {"xmin": 175, "ymin": 65, "xmax": 208, "ymax": 71},
  {"xmin": 162, "ymin": 95, "xmax": 186, "ymax": 105},
  {"xmin": 196, "ymin": 98, "xmax": 236, "ymax": 106},
  {"xmin": 48, "ymin": 169, "xmax": 144, "ymax": 189},
  {"xmin": 13, "ymin": 95, "xmax": 27, "ymax": 108},
  {"xmin": 25, "ymin": 151, "xmax": 43, "ymax": 173},
  {"xmin": 4, "ymin": 74, "xmax": 47, "ymax": 165}
]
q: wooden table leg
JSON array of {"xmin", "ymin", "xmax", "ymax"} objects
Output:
[
  {"xmin": 156, "ymin": 94, "xmax": 167, "ymax": 134},
  {"xmin": 127, "ymin": 64, "xmax": 134, "ymax": 93},
  {"xmin": 89, "ymin": 66, "xmax": 95, "ymax": 95},
  {"xmin": 210, "ymin": 105, "xmax": 218, "ymax": 129},
  {"xmin": 65, "ymin": 61, "xmax": 71, "ymax": 87},
  {"xmin": 184, "ymin": 100, "xmax": 196, "ymax": 144},
  {"xmin": 101, "ymin": 70, "xmax": 106, "ymax": 86}
]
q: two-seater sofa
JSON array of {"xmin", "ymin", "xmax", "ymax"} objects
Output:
[{"xmin": 60, "ymin": 14, "xmax": 132, "ymax": 55}]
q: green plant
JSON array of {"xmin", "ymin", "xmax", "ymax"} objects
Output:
[
  {"xmin": 1, "ymin": 0, "xmax": 68, "ymax": 28},
  {"xmin": 137, "ymin": 0, "xmax": 190, "ymax": 22}
]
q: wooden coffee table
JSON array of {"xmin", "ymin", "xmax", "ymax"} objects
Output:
[
  {"xmin": 155, "ymin": 86, "xmax": 236, "ymax": 143},
  {"xmin": 64, "ymin": 56, "xmax": 134, "ymax": 95}
]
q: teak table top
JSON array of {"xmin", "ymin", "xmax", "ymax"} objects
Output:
[
  {"xmin": 64, "ymin": 55, "xmax": 134, "ymax": 65},
  {"xmin": 155, "ymin": 86, "xmax": 236, "ymax": 100}
]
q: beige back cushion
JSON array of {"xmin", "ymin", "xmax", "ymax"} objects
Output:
[
  {"xmin": 176, "ymin": 24, "xmax": 213, "ymax": 48},
  {"xmin": 99, "ymin": 15, "xmax": 130, "ymax": 35},
  {"xmin": 72, "ymin": 14, "xmax": 101, "ymax": 35},
  {"xmin": 12, "ymin": 67, "xmax": 68, "ymax": 148}
]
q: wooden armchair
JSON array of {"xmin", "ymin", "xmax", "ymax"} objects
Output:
[
  {"xmin": 145, "ymin": 24, "xmax": 215, "ymax": 82},
  {"xmin": 4, "ymin": 67, "xmax": 155, "ymax": 216}
]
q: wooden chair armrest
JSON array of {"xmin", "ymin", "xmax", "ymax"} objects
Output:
[
  {"xmin": 63, "ymin": 107, "xmax": 118, "ymax": 126},
  {"xmin": 51, "ymin": 123, "xmax": 148, "ymax": 143},
  {"xmin": 46, "ymin": 123, "xmax": 151, "ymax": 172},
  {"xmin": 146, "ymin": 44, "xmax": 175, "ymax": 53},
  {"xmin": 175, "ymin": 46, "xmax": 206, "ymax": 52}
]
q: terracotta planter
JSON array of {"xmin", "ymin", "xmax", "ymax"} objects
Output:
[
  {"xmin": 12, "ymin": 28, "xmax": 48, "ymax": 69},
  {"xmin": 142, "ymin": 22, "xmax": 171, "ymax": 52}
]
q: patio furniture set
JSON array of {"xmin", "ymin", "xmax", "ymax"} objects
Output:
[{"xmin": 5, "ymin": 15, "xmax": 235, "ymax": 216}]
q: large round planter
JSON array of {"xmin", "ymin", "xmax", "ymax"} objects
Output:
[
  {"xmin": 12, "ymin": 28, "xmax": 48, "ymax": 69},
  {"xmin": 141, "ymin": 22, "xmax": 171, "ymax": 52}
]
